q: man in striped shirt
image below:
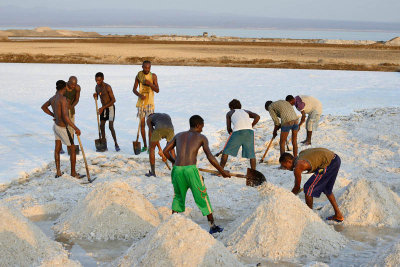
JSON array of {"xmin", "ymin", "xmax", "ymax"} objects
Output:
[{"xmin": 265, "ymin": 100, "xmax": 299, "ymax": 157}]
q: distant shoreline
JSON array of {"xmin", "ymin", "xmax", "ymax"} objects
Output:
[{"xmin": 0, "ymin": 27, "xmax": 399, "ymax": 72}]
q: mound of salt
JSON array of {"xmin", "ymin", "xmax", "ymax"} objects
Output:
[
  {"xmin": 113, "ymin": 214, "xmax": 242, "ymax": 267},
  {"xmin": 385, "ymin": 37, "xmax": 400, "ymax": 46},
  {"xmin": 321, "ymin": 179, "xmax": 400, "ymax": 227},
  {"xmin": 221, "ymin": 182, "xmax": 346, "ymax": 260},
  {"xmin": 0, "ymin": 204, "xmax": 80, "ymax": 267},
  {"xmin": 372, "ymin": 240, "xmax": 400, "ymax": 266},
  {"xmin": 53, "ymin": 180, "xmax": 160, "ymax": 240}
]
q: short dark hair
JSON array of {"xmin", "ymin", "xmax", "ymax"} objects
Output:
[
  {"xmin": 229, "ymin": 99, "xmax": 241, "ymax": 109},
  {"xmin": 265, "ymin": 101, "xmax": 273, "ymax": 110},
  {"xmin": 286, "ymin": 95, "xmax": 295, "ymax": 101},
  {"xmin": 189, "ymin": 115, "xmax": 204, "ymax": 128},
  {"xmin": 142, "ymin": 60, "xmax": 151, "ymax": 66},
  {"xmin": 56, "ymin": 80, "xmax": 66, "ymax": 90},
  {"xmin": 95, "ymin": 72, "xmax": 104, "ymax": 78},
  {"xmin": 279, "ymin": 152, "xmax": 294, "ymax": 163}
]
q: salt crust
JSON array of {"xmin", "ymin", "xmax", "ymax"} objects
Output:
[
  {"xmin": 113, "ymin": 214, "xmax": 243, "ymax": 267},
  {"xmin": 221, "ymin": 182, "xmax": 346, "ymax": 260},
  {"xmin": 372, "ymin": 241, "xmax": 400, "ymax": 267},
  {"xmin": 53, "ymin": 180, "xmax": 160, "ymax": 240},
  {"xmin": 321, "ymin": 179, "xmax": 400, "ymax": 227},
  {"xmin": 0, "ymin": 204, "xmax": 80, "ymax": 267}
]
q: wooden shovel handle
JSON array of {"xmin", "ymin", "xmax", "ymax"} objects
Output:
[
  {"xmin": 198, "ymin": 168, "xmax": 246, "ymax": 179},
  {"xmin": 77, "ymin": 135, "xmax": 90, "ymax": 181},
  {"xmin": 95, "ymin": 98, "xmax": 102, "ymax": 139},
  {"xmin": 136, "ymin": 119, "xmax": 141, "ymax": 143},
  {"xmin": 260, "ymin": 136, "xmax": 275, "ymax": 163}
]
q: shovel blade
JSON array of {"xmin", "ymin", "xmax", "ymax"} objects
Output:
[
  {"xmin": 67, "ymin": 145, "xmax": 80, "ymax": 155},
  {"xmin": 133, "ymin": 141, "xmax": 141, "ymax": 155},
  {"xmin": 95, "ymin": 139, "xmax": 107, "ymax": 152},
  {"xmin": 245, "ymin": 168, "xmax": 266, "ymax": 187}
]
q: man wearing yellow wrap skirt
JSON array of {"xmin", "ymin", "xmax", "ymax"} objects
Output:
[{"xmin": 133, "ymin": 61, "xmax": 159, "ymax": 152}]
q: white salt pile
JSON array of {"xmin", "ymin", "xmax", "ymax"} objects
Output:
[
  {"xmin": 0, "ymin": 204, "xmax": 80, "ymax": 267},
  {"xmin": 113, "ymin": 214, "xmax": 242, "ymax": 267},
  {"xmin": 53, "ymin": 180, "xmax": 160, "ymax": 240},
  {"xmin": 221, "ymin": 182, "xmax": 346, "ymax": 260},
  {"xmin": 372, "ymin": 241, "xmax": 400, "ymax": 267},
  {"xmin": 321, "ymin": 179, "xmax": 400, "ymax": 227}
]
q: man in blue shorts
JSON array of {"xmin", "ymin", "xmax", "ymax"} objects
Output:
[
  {"xmin": 265, "ymin": 100, "xmax": 299, "ymax": 157},
  {"xmin": 279, "ymin": 148, "xmax": 344, "ymax": 222},
  {"xmin": 220, "ymin": 99, "xmax": 260, "ymax": 169}
]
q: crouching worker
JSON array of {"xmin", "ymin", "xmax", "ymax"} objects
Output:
[
  {"xmin": 279, "ymin": 148, "xmax": 344, "ymax": 222},
  {"xmin": 163, "ymin": 115, "xmax": 231, "ymax": 234},
  {"xmin": 145, "ymin": 113, "xmax": 176, "ymax": 177}
]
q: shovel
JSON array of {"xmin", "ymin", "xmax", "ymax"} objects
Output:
[
  {"xmin": 198, "ymin": 168, "xmax": 266, "ymax": 187},
  {"xmin": 94, "ymin": 98, "xmax": 107, "ymax": 152},
  {"xmin": 259, "ymin": 136, "xmax": 275, "ymax": 163},
  {"xmin": 133, "ymin": 119, "xmax": 141, "ymax": 155},
  {"xmin": 77, "ymin": 135, "xmax": 96, "ymax": 184},
  {"xmin": 214, "ymin": 133, "xmax": 232, "ymax": 157}
]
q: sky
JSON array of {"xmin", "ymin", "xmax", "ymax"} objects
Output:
[{"xmin": 1, "ymin": 0, "xmax": 399, "ymax": 23}]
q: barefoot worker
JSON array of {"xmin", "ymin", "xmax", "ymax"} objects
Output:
[
  {"xmin": 265, "ymin": 99, "xmax": 299, "ymax": 157},
  {"xmin": 279, "ymin": 148, "xmax": 344, "ymax": 222},
  {"xmin": 145, "ymin": 112, "xmax": 175, "ymax": 177},
  {"xmin": 60, "ymin": 76, "xmax": 81, "ymax": 154},
  {"xmin": 163, "ymin": 115, "xmax": 231, "ymax": 234},
  {"xmin": 41, "ymin": 80, "xmax": 83, "ymax": 178},
  {"xmin": 286, "ymin": 95, "xmax": 322, "ymax": 145},
  {"xmin": 220, "ymin": 99, "xmax": 260, "ymax": 170},
  {"xmin": 93, "ymin": 72, "xmax": 120, "ymax": 151},
  {"xmin": 133, "ymin": 60, "xmax": 159, "ymax": 152}
]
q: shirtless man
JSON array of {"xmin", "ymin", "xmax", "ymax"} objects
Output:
[
  {"xmin": 133, "ymin": 61, "xmax": 159, "ymax": 152},
  {"xmin": 220, "ymin": 99, "xmax": 260, "ymax": 170},
  {"xmin": 163, "ymin": 115, "xmax": 231, "ymax": 234},
  {"xmin": 93, "ymin": 72, "xmax": 120, "ymax": 151},
  {"xmin": 279, "ymin": 148, "xmax": 344, "ymax": 222},
  {"xmin": 60, "ymin": 76, "xmax": 81, "ymax": 154},
  {"xmin": 145, "ymin": 113, "xmax": 176, "ymax": 177},
  {"xmin": 41, "ymin": 80, "xmax": 82, "ymax": 178}
]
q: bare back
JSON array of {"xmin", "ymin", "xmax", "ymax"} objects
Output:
[
  {"xmin": 50, "ymin": 93, "xmax": 68, "ymax": 127},
  {"xmin": 174, "ymin": 130, "xmax": 207, "ymax": 166}
]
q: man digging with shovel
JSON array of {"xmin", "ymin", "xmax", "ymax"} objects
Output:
[
  {"xmin": 41, "ymin": 80, "xmax": 84, "ymax": 179},
  {"xmin": 93, "ymin": 72, "xmax": 120, "ymax": 151},
  {"xmin": 145, "ymin": 113, "xmax": 175, "ymax": 177},
  {"xmin": 163, "ymin": 115, "xmax": 230, "ymax": 234}
]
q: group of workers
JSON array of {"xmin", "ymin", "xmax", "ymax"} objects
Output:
[{"xmin": 41, "ymin": 60, "xmax": 343, "ymax": 234}]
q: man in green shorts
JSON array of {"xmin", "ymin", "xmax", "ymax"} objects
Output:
[
  {"xmin": 145, "ymin": 113, "xmax": 175, "ymax": 177},
  {"xmin": 220, "ymin": 99, "xmax": 260, "ymax": 170},
  {"xmin": 163, "ymin": 115, "xmax": 231, "ymax": 234}
]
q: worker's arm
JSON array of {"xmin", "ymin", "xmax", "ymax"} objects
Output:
[
  {"xmin": 71, "ymin": 85, "xmax": 81, "ymax": 107},
  {"xmin": 41, "ymin": 98, "xmax": 54, "ymax": 118},
  {"xmin": 202, "ymin": 135, "xmax": 231, "ymax": 178},
  {"xmin": 163, "ymin": 136, "xmax": 177, "ymax": 164},
  {"xmin": 144, "ymin": 73, "xmax": 159, "ymax": 93},
  {"xmin": 133, "ymin": 77, "xmax": 145, "ymax": 100},
  {"xmin": 226, "ymin": 111, "xmax": 233, "ymax": 134},
  {"xmin": 299, "ymin": 111, "xmax": 306, "ymax": 127},
  {"xmin": 245, "ymin": 110, "xmax": 260, "ymax": 128},
  {"xmin": 292, "ymin": 160, "xmax": 310, "ymax": 195}
]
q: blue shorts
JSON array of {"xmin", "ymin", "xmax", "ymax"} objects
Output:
[
  {"xmin": 281, "ymin": 124, "xmax": 299, "ymax": 132},
  {"xmin": 223, "ymin": 129, "xmax": 255, "ymax": 159},
  {"xmin": 303, "ymin": 155, "xmax": 341, "ymax": 198}
]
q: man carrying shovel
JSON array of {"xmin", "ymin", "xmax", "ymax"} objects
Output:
[
  {"xmin": 133, "ymin": 61, "xmax": 159, "ymax": 153},
  {"xmin": 41, "ymin": 80, "xmax": 83, "ymax": 179},
  {"xmin": 163, "ymin": 115, "xmax": 230, "ymax": 234},
  {"xmin": 93, "ymin": 72, "xmax": 120, "ymax": 151},
  {"xmin": 145, "ymin": 113, "xmax": 176, "ymax": 177}
]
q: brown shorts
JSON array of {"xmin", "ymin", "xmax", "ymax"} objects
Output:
[{"xmin": 151, "ymin": 128, "xmax": 174, "ymax": 143}]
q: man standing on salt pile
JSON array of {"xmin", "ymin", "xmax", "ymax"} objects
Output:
[
  {"xmin": 286, "ymin": 95, "xmax": 322, "ymax": 145},
  {"xmin": 265, "ymin": 100, "xmax": 299, "ymax": 157},
  {"xmin": 145, "ymin": 113, "xmax": 175, "ymax": 177},
  {"xmin": 59, "ymin": 76, "xmax": 81, "ymax": 154},
  {"xmin": 93, "ymin": 72, "xmax": 120, "ymax": 151},
  {"xmin": 220, "ymin": 99, "xmax": 260, "ymax": 170},
  {"xmin": 133, "ymin": 60, "xmax": 159, "ymax": 153},
  {"xmin": 279, "ymin": 148, "xmax": 344, "ymax": 222},
  {"xmin": 163, "ymin": 115, "xmax": 231, "ymax": 234},
  {"xmin": 41, "ymin": 80, "xmax": 83, "ymax": 178}
]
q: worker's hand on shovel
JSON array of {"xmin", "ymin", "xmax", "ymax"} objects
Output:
[
  {"xmin": 221, "ymin": 170, "xmax": 231, "ymax": 178},
  {"xmin": 93, "ymin": 93, "xmax": 98, "ymax": 100},
  {"xmin": 158, "ymin": 150, "xmax": 167, "ymax": 162},
  {"xmin": 74, "ymin": 127, "xmax": 81, "ymax": 136}
]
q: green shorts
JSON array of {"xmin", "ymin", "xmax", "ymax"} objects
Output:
[
  {"xmin": 171, "ymin": 165, "xmax": 213, "ymax": 216},
  {"xmin": 223, "ymin": 129, "xmax": 255, "ymax": 159},
  {"xmin": 151, "ymin": 128, "xmax": 174, "ymax": 143}
]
